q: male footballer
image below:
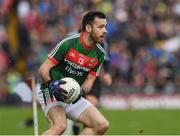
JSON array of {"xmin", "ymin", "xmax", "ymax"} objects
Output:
[{"xmin": 38, "ymin": 11, "xmax": 109, "ymax": 135}]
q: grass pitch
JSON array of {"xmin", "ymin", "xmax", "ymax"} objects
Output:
[{"xmin": 0, "ymin": 106, "xmax": 180, "ymax": 135}]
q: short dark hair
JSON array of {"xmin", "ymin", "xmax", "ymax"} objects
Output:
[{"xmin": 81, "ymin": 11, "xmax": 106, "ymax": 32}]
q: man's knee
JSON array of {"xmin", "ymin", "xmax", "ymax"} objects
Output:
[
  {"xmin": 96, "ymin": 119, "xmax": 109, "ymax": 134},
  {"xmin": 51, "ymin": 123, "xmax": 66, "ymax": 134}
]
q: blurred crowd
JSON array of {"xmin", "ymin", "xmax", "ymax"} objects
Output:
[{"xmin": 0, "ymin": 0, "xmax": 180, "ymax": 104}]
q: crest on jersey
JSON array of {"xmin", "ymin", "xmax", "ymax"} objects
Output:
[{"xmin": 88, "ymin": 59, "xmax": 95, "ymax": 67}]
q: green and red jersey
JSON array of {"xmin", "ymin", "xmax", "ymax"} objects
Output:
[{"xmin": 45, "ymin": 33, "xmax": 105, "ymax": 86}]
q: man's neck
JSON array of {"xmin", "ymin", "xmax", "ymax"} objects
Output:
[{"xmin": 82, "ymin": 32, "xmax": 95, "ymax": 47}]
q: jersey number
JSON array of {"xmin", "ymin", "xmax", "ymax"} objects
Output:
[{"xmin": 78, "ymin": 58, "xmax": 84, "ymax": 65}]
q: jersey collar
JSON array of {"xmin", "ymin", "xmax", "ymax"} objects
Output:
[{"xmin": 80, "ymin": 32, "xmax": 96, "ymax": 50}]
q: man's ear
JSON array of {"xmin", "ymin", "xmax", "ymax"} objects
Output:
[{"xmin": 86, "ymin": 24, "xmax": 92, "ymax": 33}]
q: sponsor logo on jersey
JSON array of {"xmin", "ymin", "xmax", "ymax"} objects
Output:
[
  {"xmin": 69, "ymin": 52, "xmax": 75, "ymax": 57},
  {"xmin": 66, "ymin": 48, "xmax": 98, "ymax": 69},
  {"xmin": 64, "ymin": 58, "xmax": 89, "ymax": 72}
]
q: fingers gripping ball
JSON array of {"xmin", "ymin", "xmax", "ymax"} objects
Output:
[{"xmin": 60, "ymin": 77, "xmax": 81, "ymax": 104}]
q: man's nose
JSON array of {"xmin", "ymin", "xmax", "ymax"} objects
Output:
[{"xmin": 104, "ymin": 28, "xmax": 107, "ymax": 34}]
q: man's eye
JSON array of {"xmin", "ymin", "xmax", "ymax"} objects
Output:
[{"xmin": 99, "ymin": 26, "xmax": 104, "ymax": 29}]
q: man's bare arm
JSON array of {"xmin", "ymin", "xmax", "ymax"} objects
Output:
[
  {"xmin": 39, "ymin": 58, "xmax": 55, "ymax": 82},
  {"xmin": 81, "ymin": 74, "xmax": 96, "ymax": 94}
]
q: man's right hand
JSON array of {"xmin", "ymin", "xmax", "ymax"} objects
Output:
[{"xmin": 47, "ymin": 80, "xmax": 68, "ymax": 102}]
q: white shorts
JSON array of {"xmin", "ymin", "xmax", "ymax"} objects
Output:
[{"xmin": 38, "ymin": 89, "xmax": 92, "ymax": 121}]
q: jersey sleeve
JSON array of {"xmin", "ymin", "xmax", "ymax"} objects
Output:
[
  {"xmin": 89, "ymin": 53, "xmax": 105, "ymax": 76},
  {"xmin": 48, "ymin": 40, "xmax": 68, "ymax": 64}
]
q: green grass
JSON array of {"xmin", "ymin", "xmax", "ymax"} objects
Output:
[
  {"xmin": 101, "ymin": 109, "xmax": 180, "ymax": 135},
  {"xmin": 0, "ymin": 106, "xmax": 180, "ymax": 135}
]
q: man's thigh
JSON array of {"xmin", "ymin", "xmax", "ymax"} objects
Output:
[
  {"xmin": 66, "ymin": 97, "xmax": 92, "ymax": 121},
  {"xmin": 77, "ymin": 105, "xmax": 107, "ymax": 127},
  {"xmin": 47, "ymin": 106, "xmax": 67, "ymax": 125},
  {"xmin": 38, "ymin": 89, "xmax": 92, "ymax": 121}
]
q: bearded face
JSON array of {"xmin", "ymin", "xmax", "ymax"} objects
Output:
[
  {"xmin": 89, "ymin": 17, "xmax": 107, "ymax": 44},
  {"xmin": 89, "ymin": 29, "xmax": 100, "ymax": 43}
]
